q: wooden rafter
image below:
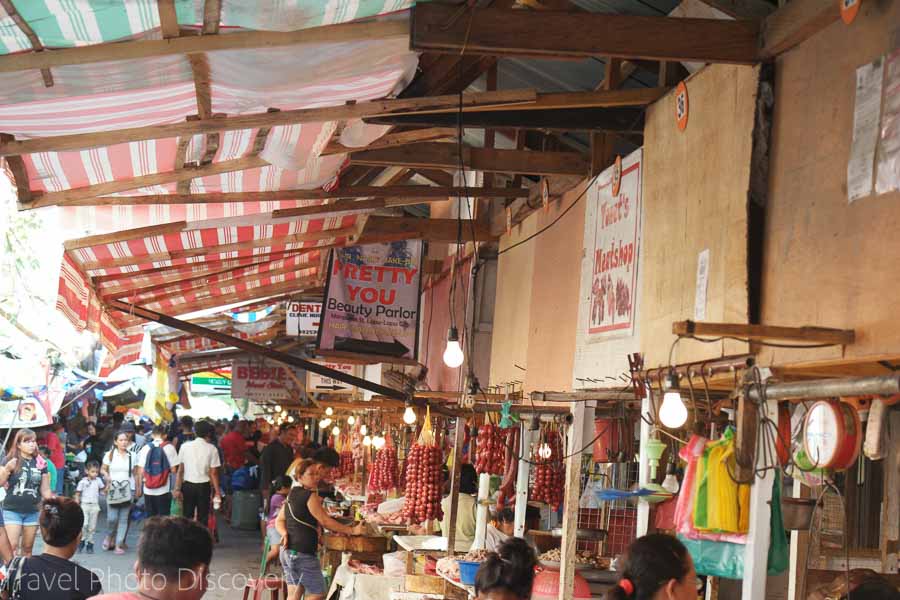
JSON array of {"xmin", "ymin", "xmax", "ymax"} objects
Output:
[
  {"xmin": 138, "ymin": 272, "xmax": 319, "ymax": 307},
  {"xmin": 0, "ymin": 19, "xmax": 408, "ymax": 73},
  {"xmin": 0, "ymin": 136, "xmax": 33, "ymax": 203},
  {"xmin": 357, "ymin": 216, "xmax": 495, "ymax": 245},
  {"xmin": 350, "ymin": 142, "xmax": 589, "ymax": 176},
  {"xmin": 411, "ymin": 4, "xmax": 761, "ymax": 63},
  {"xmin": 410, "ymin": 169, "xmax": 454, "ymax": 187},
  {"xmin": 696, "ymin": 0, "xmax": 776, "ymax": 19},
  {"xmin": 55, "ymin": 185, "xmax": 527, "ymax": 207},
  {"xmin": 319, "ymin": 127, "xmax": 457, "ymax": 156},
  {"xmin": 0, "ymin": 89, "xmax": 536, "ymax": 158},
  {"xmin": 0, "ymin": 0, "xmax": 53, "ymax": 86},
  {"xmin": 760, "ymin": 0, "xmax": 840, "ymax": 58},
  {"xmin": 672, "ymin": 321, "xmax": 855, "ymax": 346},
  {"xmin": 26, "ymin": 156, "xmax": 268, "ymax": 208}
]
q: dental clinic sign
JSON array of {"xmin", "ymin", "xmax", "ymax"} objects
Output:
[{"xmin": 317, "ymin": 241, "xmax": 423, "ymax": 359}]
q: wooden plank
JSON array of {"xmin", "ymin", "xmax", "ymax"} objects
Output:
[
  {"xmin": 157, "ymin": 0, "xmax": 180, "ymax": 38},
  {"xmin": 0, "ymin": 89, "xmax": 536, "ymax": 158},
  {"xmin": 411, "ymin": 4, "xmax": 761, "ymax": 63},
  {"xmin": 202, "ymin": 0, "xmax": 221, "ymax": 35},
  {"xmin": 0, "ymin": 136, "xmax": 33, "ymax": 203},
  {"xmin": 188, "ymin": 54, "xmax": 213, "ymax": 120},
  {"xmin": 0, "ymin": 0, "xmax": 53, "ymax": 86},
  {"xmin": 0, "ymin": 19, "xmax": 408, "ymax": 73},
  {"xmin": 445, "ymin": 417, "xmax": 467, "ymax": 557},
  {"xmin": 881, "ymin": 410, "xmax": 900, "ymax": 572},
  {"xmin": 760, "ymin": 0, "xmax": 840, "ymax": 58},
  {"xmin": 65, "ymin": 221, "xmax": 189, "ymax": 250},
  {"xmin": 28, "ymin": 156, "xmax": 267, "ymax": 208},
  {"xmin": 79, "ymin": 227, "xmax": 353, "ymax": 271},
  {"xmin": 139, "ymin": 276, "xmax": 322, "ymax": 316},
  {"xmin": 365, "ymin": 106, "xmax": 645, "ymax": 133},
  {"xmin": 319, "ymin": 127, "xmax": 457, "ymax": 156},
  {"xmin": 672, "ymin": 320, "xmax": 856, "ymax": 345},
  {"xmin": 558, "ymin": 402, "xmax": 589, "ymax": 600},
  {"xmin": 108, "ymin": 299, "xmax": 407, "ymax": 400},
  {"xmin": 350, "ymin": 143, "xmax": 589, "ymax": 177},
  {"xmin": 69, "ymin": 185, "xmax": 526, "ymax": 207},
  {"xmin": 141, "ymin": 272, "xmax": 318, "ymax": 306},
  {"xmin": 356, "ymin": 216, "xmax": 496, "ymax": 245},
  {"xmin": 696, "ymin": 0, "xmax": 776, "ymax": 19},
  {"xmin": 411, "ymin": 169, "xmax": 453, "ymax": 187}
]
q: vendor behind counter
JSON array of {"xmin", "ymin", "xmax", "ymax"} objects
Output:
[{"xmin": 411, "ymin": 464, "xmax": 478, "ymax": 546}]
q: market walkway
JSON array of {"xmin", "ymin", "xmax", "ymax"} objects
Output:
[{"xmin": 33, "ymin": 515, "xmax": 266, "ymax": 600}]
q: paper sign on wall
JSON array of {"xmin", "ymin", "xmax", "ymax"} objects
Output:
[
  {"xmin": 694, "ymin": 249, "xmax": 710, "ymax": 321},
  {"xmin": 287, "ymin": 301, "xmax": 322, "ymax": 336},
  {"xmin": 307, "ymin": 362, "xmax": 357, "ymax": 394},
  {"xmin": 585, "ymin": 150, "xmax": 643, "ymax": 341},
  {"xmin": 317, "ymin": 241, "xmax": 423, "ymax": 359},
  {"xmin": 848, "ymin": 57, "xmax": 884, "ymax": 202}
]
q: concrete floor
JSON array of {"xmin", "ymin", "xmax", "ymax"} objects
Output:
[{"xmin": 32, "ymin": 510, "xmax": 267, "ymax": 600}]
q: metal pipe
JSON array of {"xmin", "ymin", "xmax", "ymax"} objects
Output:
[
  {"xmin": 746, "ymin": 375, "xmax": 900, "ymax": 402},
  {"xmin": 640, "ymin": 354, "xmax": 755, "ymax": 383}
]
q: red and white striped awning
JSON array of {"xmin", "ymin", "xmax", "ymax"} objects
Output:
[{"xmin": 57, "ymin": 211, "xmax": 355, "ymax": 373}]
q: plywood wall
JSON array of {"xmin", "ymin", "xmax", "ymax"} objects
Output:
[
  {"xmin": 639, "ymin": 63, "xmax": 758, "ymax": 368},
  {"xmin": 489, "ymin": 217, "xmax": 537, "ymax": 388},
  {"xmin": 523, "ymin": 182, "xmax": 587, "ymax": 393},
  {"xmin": 759, "ymin": 1, "xmax": 900, "ymax": 367}
]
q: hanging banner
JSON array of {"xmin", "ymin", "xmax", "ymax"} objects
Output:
[
  {"xmin": 231, "ymin": 357, "xmax": 303, "ymax": 402},
  {"xmin": 307, "ymin": 361, "xmax": 357, "ymax": 394},
  {"xmin": 190, "ymin": 371, "xmax": 232, "ymax": 395},
  {"xmin": 317, "ymin": 241, "xmax": 423, "ymax": 359},
  {"xmin": 287, "ymin": 301, "xmax": 322, "ymax": 337},
  {"xmin": 586, "ymin": 149, "xmax": 643, "ymax": 340}
]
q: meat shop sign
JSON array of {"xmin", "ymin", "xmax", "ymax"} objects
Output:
[{"xmin": 231, "ymin": 357, "xmax": 302, "ymax": 402}]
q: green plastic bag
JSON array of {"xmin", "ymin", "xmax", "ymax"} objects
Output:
[
  {"xmin": 681, "ymin": 478, "xmax": 789, "ymax": 579},
  {"xmin": 170, "ymin": 497, "xmax": 183, "ymax": 517}
]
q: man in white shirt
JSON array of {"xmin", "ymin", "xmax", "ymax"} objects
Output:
[
  {"xmin": 136, "ymin": 425, "xmax": 180, "ymax": 517},
  {"xmin": 174, "ymin": 420, "xmax": 222, "ymax": 528}
]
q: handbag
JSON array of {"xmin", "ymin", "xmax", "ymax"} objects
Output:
[{"xmin": 107, "ymin": 450, "xmax": 133, "ymax": 506}]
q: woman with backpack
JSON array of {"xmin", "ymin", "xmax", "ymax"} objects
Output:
[
  {"xmin": 100, "ymin": 431, "xmax": 141, "ymax": 555},
  {"xmin": 136, "ymin": 426, "xmax": 179, "ymax": 517},
  {"xmin": 0, "ymin": 429, "xmax": 53, "ymax": 557}
]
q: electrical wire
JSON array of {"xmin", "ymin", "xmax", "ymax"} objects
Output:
[{"xmin": 679, "ymin": 334, "xmax": 839, "ymax": 350}]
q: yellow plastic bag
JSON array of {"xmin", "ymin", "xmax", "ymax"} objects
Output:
[
  {"xmin": 700, "ymin": 434, "xmax": 750, "ymax": 534},
  {"xmin": 417, "ymin": 406, "xmax": 435, "ymax": 446}
]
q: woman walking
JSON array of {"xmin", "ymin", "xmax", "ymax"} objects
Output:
[
  {"xmin": 101, "ymin": 431, "xmax": 141, "ymax": 554},
  {"xmin": 275, "ymin": 457, "xmax": 364, "ymax": 600},
  {"xmin": 0, "ymin": 429, "xmax": 53, "ymax": 557}
]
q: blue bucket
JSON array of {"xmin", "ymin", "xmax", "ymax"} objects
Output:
[{"xmin": 457, "ymin": 560, "xmax": 481, "ymax": 586}]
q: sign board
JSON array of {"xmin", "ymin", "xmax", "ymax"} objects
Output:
[
  {"xmin": 317, "ymin": 241, "xmax": 423, "ymax": 359},
  {"xmin": 287, "ymin": 301, "xmax": 322, "ymax": 337},
  {"xmin": 307, "ymin": 362, "xmax": 357, "ymax": 394},
  {"xmin": 231, "ymin": 357, "xmax": 302, "ymax": 402},
  {"xmin": 586, "ymin": 148, "xmax": 643, "ymax": 341},
  {"xmin": 190, "ymin": 371, "xmax": 232, "ymax": 395},
  {"xmin": 0, "ymin": 390, "xmax": 53, "ymax": 429}
]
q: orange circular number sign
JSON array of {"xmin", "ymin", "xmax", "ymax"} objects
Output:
[
  {"xmin": 675, "ymin": 81, "xmax": 689, "ymax": 132},
  {"xmin": 840, "ymin": 0, "xmax": 860, "ymax": 24},
  {"xmin": 611, "ymin": 155, "xmax": 622, "ymax": 196}
]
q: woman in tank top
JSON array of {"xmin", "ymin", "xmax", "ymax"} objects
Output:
[{"xmin": 274, "ymin": 458, "xmax": 364, "ymax": 600}]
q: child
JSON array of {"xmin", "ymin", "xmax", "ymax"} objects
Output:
[
  {"xmin": 264, "ymin": 476, "xmax": 292, "ymax": 568},
  {"xmin": 74, "ymin": 460, "xmax": 104, "ymax": 553}
]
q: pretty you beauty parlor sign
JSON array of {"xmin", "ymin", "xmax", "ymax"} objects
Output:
[{"xmin": 317, "ymin": 241, "xmax": 424, "ymax": 359}]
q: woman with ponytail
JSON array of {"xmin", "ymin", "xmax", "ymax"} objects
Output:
[
  {"xmin": 475, "ymin": 537, "xmax": 537, "ymax": 600},
  {"xmin": 608, "ymin": 534, "xmax": 697, "ymax": 600}
]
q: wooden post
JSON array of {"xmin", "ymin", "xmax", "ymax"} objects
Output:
[
  {"xmin": 559, "ymin": 403, "xmax": 587, "ymax": 600},
  {"xmin": 514, "ymin": 423, "xmax": 533, "ymax": 537},
  {"xmin": 636, "ymin": 391, "xmax": 652, "ymax": 536},
  {"xmin": 787, "ymin": 479, "xmax": 810, "ymax": 600},
  {"xmin": 473, "ymin": 473, "xmax": 491, "ymax": 550},
  {"xmin": 880, "ymin": 410, "xmax": 900, "ymax": 572},
  {"xmin": 741, "ymin": 398, "xmax": 779, "ymax": 600},
  {"xmin": 445, "ymin": 416, "xmax": 467, "ymax": 556}
]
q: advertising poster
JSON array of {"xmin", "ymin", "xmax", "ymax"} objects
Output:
[
  {"xmin": 286, "ymin": 301, "xmax": 322, "ymax": 337},
  {"xmin": 317, "ymin": 241, "xmax": 423, "ymax": 359},
  {"xmin": 231, "ymin": 357, "xmax": 303, "ymax": 402},
  {"xmin": 586, "ymin": 149, "xmax": 643, "ymax": 340},
  {"xmin": 0, "ymin": 388, "xmax": 53, "ymax": 428},
  {"xmin": 307, "ymin": 362, "xmax": 357, "ymax": 394}
]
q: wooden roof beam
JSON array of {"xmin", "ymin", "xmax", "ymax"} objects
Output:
[
  {"xmin": 0, "ymin": 0, "xmax": 53, "ymax": 86},
  {"xmin": 356, "ymin": 216, "xmax": 496, "ymax": 245},
  {"xmin": 0, "ymin": 89, "xmax": 535, "ymax": 158},
  {"xmin": 0, "ymin": 19, "xmax": 408, "ymax": 73},
  {"xmin": 411, "ymin": 4, "xmax": 761, "ymax": 63},
  {"xmin": 759, "ymin": 0, "xmax": 840, "ymax": 58},
  {"xmin": 350, "ymin": 142, "xmax": 588, "ymax": 177},
  {"xmin": 319, "ymin": 127, "xmax": 457, "ymax": 156}
]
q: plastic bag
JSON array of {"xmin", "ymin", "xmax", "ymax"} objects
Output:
[
  {"xmin": 383, "ymin": 551, "xmax": 407, "ymax": 577},
  {"xmin": 170, "ymin": 497, "xmax": 183, "ymax": 517},
  {"xmin": 768, "ymin": 478, "xmax": 788, "ymax": 575}
]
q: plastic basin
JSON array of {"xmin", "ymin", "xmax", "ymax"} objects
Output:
[{"xmin": 457, "ymin": 560, "xmax": 481, "ymax": 586}]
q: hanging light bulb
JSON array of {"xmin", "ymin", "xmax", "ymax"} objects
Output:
[
  {"xmin": 363, "ymin": 435, "xmax": 372, "ymax": 446},
  {"xmin": 332, "ymin": 426, "xmax": 340, "ymax": 436},
  {"xmin": 662, "ymin": 462, "xmax": 680, "ymax": 494},
  {"xmin": 403, "ymin": 405, "xmax": 417, "ymax": 425},
  {"xmin": 360, "ymin": 424, "xmax": 367, "ymax": 436},
  {"xmin": 274, "ymin": 404, "xmax": 282, "ymax": 412},
  {"xmin": 304, "ymin": 424, "xmax": 309, "ymax": 431},
  {"xmin": 325, "ymin": 407, "xmax": 334, "ymax": 416},
  {"xmin": 442, "ymin": 327, "xmax": 464, "ymax": 368},
  {"xmin": 347, "ymin": 415, "xmax": 356, "ymax": 426},
  {"xmin": 660, "ymin": 372, "xmax": 688, "ymax": 429},
  {"xmin": 318, "ymin": 418, "xmax": 329, "ymax": 428},
  {"xmin": 281, "ymin": 410, "xmax": 288, "ymax": 417},
  {"xmin": 373, "ymin": 435, "xmax": 386, "ymax": 450},
  {"xmin": 538, "ymin": 443, "xmax": 552, "ymax": 460},
  {"xmin": 287, "ymin": 416, "xmax": 295, "ymax": 423}
]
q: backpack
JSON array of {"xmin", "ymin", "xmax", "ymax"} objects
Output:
[{"xmin": 143, "ymin": 443, "xmax": 171, "ymax": 490}]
